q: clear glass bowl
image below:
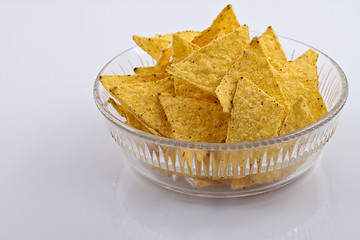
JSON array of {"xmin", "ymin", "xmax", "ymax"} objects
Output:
[{"xmin": 93, "ymin": 35, "xmax": 348, "ymax": 197}]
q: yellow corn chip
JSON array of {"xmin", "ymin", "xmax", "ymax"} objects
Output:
[
  {"xmin": 155, "ymin": 47, "xmax": 172, "ymax": 67},
  {"xmin": 132, "ymin": 35, "xmax": 171, "ymax": 60},
  {"xmin": 227, "ymin": 77, "xmax": 286, "ymax": 143},
  {"xmin": 167, "ymin": 27, "xmax": 249, "ymax": 94},
  {"xmin": 159, "ymin": 95, "xmax": 229, "ymax": 143},
  {"xmin": 191, "ymin": 28, "xmax": 225, "ymax": 47},
  {"xmin": 107, "ymin": 98, "xmax": 157, "ymax": 135},
  {"xmin": 109, "ymin": 78, "xmax": 175, "ymax": 137},
  {"xmin": 99, "ymin": 74, "xmax": 170, "ymax": 90},
  {"xmin": 278, "ymin": 96, "xmax": 314, "ymax": 135},
  {"xmin": 207, "ymin": 4, "xmax": 241, "ymax": 35},
  {"xmin": 174, "ymin": 77, "xmax": 218, "ymax": 102},
  {"xmin": 133, "ymin": 66, "xmax": 167, "ymax": 74},
  {"xmin": 172, "ymin": 34, "xmax": 200, "ymax": 63},
  {"xmin": 259, "ymin": 26, "xmax": 287, "ymax": 70},
  {"xmin": 290, "ymin": 49, "xmax": 319, "ymax": 88},
  {"xmin": 279, "ymin": 54, "xmax": 327, "ymax": 121},
  {"xmin": 216, "ymin": 36, "xmax": 287, "ymax": 113},
  {"xmin": 155, "ymin": 30, "xmax": 199, "ymax": 41}
]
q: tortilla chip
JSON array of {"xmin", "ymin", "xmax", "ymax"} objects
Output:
[
  {"xmin": 99, "ymin": 74, "xmax": 170, "ymax": 90},
  {"xmin": 167, "ymin": 28, "xmax": 249, "ymax": 94},
  {"xmin": 280, "ymin": 54, "xmax": 327, "ymax": 121},
  {"xmin": 172, "ymin": 34, "xmax": 200, "ymax": 63},
  {"xmin": 132, "ymin": 35, "xmax": 171, "ymax": 60},
  {"xmin": 191, "ymin": 28, "xmax": 225, "ymax": 47},
  {"xmin": 208, "ymin": 4, "xmax": 241, "ymax": 34},
  {"xmin": 109, "ymin": 78, "xmax": 175, "ymax": 137},
  {"xmin": 259, "ymin": 26, "xmax": 287, "ymax": 70},
  {"xmin": 133, "ymin": 66, "xmax": 167, "ymax": 74},
  {"xmin": 155, "ymin": 47, "xmax": 172, "ymax": 67},
  {"xmin": 159, "ymin": 95, "xmax": 229, "ymax": 143},
  {"xmin": 174, "ymin": 77, "xmax": 218, "ymax": 102},
  {"xmin": 278, "ymin": 96, "xmax": 314, "ymax": 135},
  {"xmin": 193, "ymin": 178, "xmax": 222, "ymax": 188},
  {"xmin": 155, "ymin": 30, "xmax": 199, "ymax": 41},
  {"xmin": 290, "ymin": 49, "xmax": 319, "ymax": 88},
  {"xmin": 216, "ymin": 36, "xmax": 287, "ymax": 113},
  {"xmin": 227, "ymin": 77, "xmax": 286, "ymax": 143},
  {"xmin": 107, "ymin": 98, "xmax": 157, "ymax": 135}
]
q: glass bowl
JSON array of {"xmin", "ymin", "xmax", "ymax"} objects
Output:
[{"xmin": 93, "ymin": 35, "xmax": 348, "ymax": 198}]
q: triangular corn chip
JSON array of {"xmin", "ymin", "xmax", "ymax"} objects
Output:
[
  {"xmin": 99, "ymin": 73, "xmax": 170, "ymax": 90},
  {"xmin": 290, "ymin": 49, "xmax": 319, "ymax": 88},
  {"xmin": 133, "ymin": 66, "xmax": 167, "ymax": 74},
  {"xmin": 132, "ymin": 35, "xmax": 171, "ymax": 60},
  {"xmin": 278, "ymin": 96, "xmax": 314, "ymax": 135},
  {"xmin": 216, "ymin": 36, "xmax": 287, "ymax": 113},
  {"xmin": 207, "ymin": 4, "xmax": 241, "ymax": 35},
  {"xmin": 109, "ymin": 78, "xmax": 175, "ymax": 137},
  {"xmin": 174, "ymin": 77, "xmax": 218, "ymax": 102},
  {"xmin": 155, "ymin": 30, "xmax": 199, "ymax": 41},
  {"xmin": 279, "ymin": 53, "xmax": 327, "ymax": 121},
  {"xmin": 172, "ymin": 34, "xmax": 200, "ymax": 63},
  {"xmin": 191, "ymin": 28, "xmax": 225, "ymax": 47},
  {"xmin": 259, "ymin": 26, "xmax": 287, "ymax": 70},
  {"xmin": 167, "ymin": 27, "xmax": 249, "ymax": 94},
  {"xmin": 107, "ymin": 98, "xmax": 158, "ymax": 135},
  {"xmin": 159, "ymin": 95, "xmax": 229, "ymax": 143},
  {"xmin": 227, "ymin": 77, "xmax": 286, "ymax": 143},
  {"xmin": 155, "ymin": 47, "xmax": 172, "ymax": 67}
]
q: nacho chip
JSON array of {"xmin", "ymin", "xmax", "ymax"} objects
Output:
[
  {"xmin": 132, "ymin": 35, "xmax": 171, "ymax": 60},
  {"xmin": 290, "ymin": 49, "xmax": 319, "ymax": 88},
  {"xmin": 99, "ymin": 74, "xmax": 170, "ymax": 90},
  {"xmin": 172, "ymin": 34, "xmax": 200, "ymax": 63},
  {"xmin": 174, "ymin": 77, "xmax": 218, "ymax": 102},
  {"xmin": 259, "ymin": 26, "xmax": 287, "ymax": 70},
  {"xmin": 227, "ymin": 77, "xmax": 286, "ymax": 143},
  {"xmin": 155, "ymin": 30, "xmax": 199, "ymax": 41},
  {"xmin": 107, "ymin": 98, "xmax": 157, "ymax": 135},
  {"xmin": 280, "ymin": 55, "xmax": 327, "ymax": 121},
  {"xmin": 133, "ymin": 66, "xmax": 167, "ymax": 74},
  {"xmin": 159, "ymin": 95, "xmax": 229, "ymax": 143},
  {"xmin": 278, "ymin": 96, "xmax": 314, "ymax": 135},
  {"xmin": 109, "ymin": 78, "xmax": 175, "ymax": 137},
  {"xmin": 216, "ymin": 36, "xmax": 287, "ymax": 112},
  {"xmin": 167, "ymin": 27, "xmax": 249, "ymax": 94},
  {"xmin": 207, "ymin": 4, "xmax": 241, "ymax": 35},
  {"xmin": 191, "ymin": 28, "xmax": 225, "ymax": 47},
  {"xmin": 155, "ymin": 47, "xmax": 172, "ymax": 67}
]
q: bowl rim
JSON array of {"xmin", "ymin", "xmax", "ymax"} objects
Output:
[{"xmin": 93, "ymin": 34, "xmax": 348, "ymax": 150}]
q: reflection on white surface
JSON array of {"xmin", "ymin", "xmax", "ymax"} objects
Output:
[{"xmin": 114, "ymin": 155, "xmax": 335, "ymax": 239}]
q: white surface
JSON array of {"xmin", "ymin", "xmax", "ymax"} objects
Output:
[{"xmin": 0, "ymin": 0, "xmax": 359, "ymax": 239}]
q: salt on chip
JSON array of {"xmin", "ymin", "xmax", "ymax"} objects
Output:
[
  {"xmin": 109, "ymin": 78, "xmax": 175, "ymax": 137},
  {"xmin": 174, "ymin": 77, "xmax": 218, "ymax": 102},
  {"xmin": 167, "ymin": 27, "xmax": 249, "ymax": 94},
  {"xmin": 158, "ymin": 95, "xmax": 229, "ymax": 143},
  {"xmin": 133, "ymin": 35, "xmax": 171, "ymax": 60},
  {"xmin": 107, "ymin": 98, "xmax": 157, "ymax": 135},
  {"xmin": 259, "ymin": 26, "xmax": 287, "ymax": 71},
  {"xmin": 191, "ymin": 28, "xmax": 225, "ymax": 48},
  {"xmin": 278, "ymin": 96, "xmax": 314, "ymax": 135},
  {"xmin": 227, "ymin": 77, "xmax": 286, "ymax": 143},
  {"xmin": 216, "ymin": 36, "xmax": 287, "ymax": 113},
  {"xmin": 172, "ymin": 34, "xmax": 200, "ymax": 63}
]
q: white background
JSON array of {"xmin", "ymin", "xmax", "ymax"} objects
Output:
[{"xmin": 0, "ymin": 0, "xmax": 359, "ymax": 239}]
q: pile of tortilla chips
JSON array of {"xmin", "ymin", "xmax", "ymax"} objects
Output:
[{"xmin": 100, "ymin": 4, "xmax": 327, "ymax": 144}]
